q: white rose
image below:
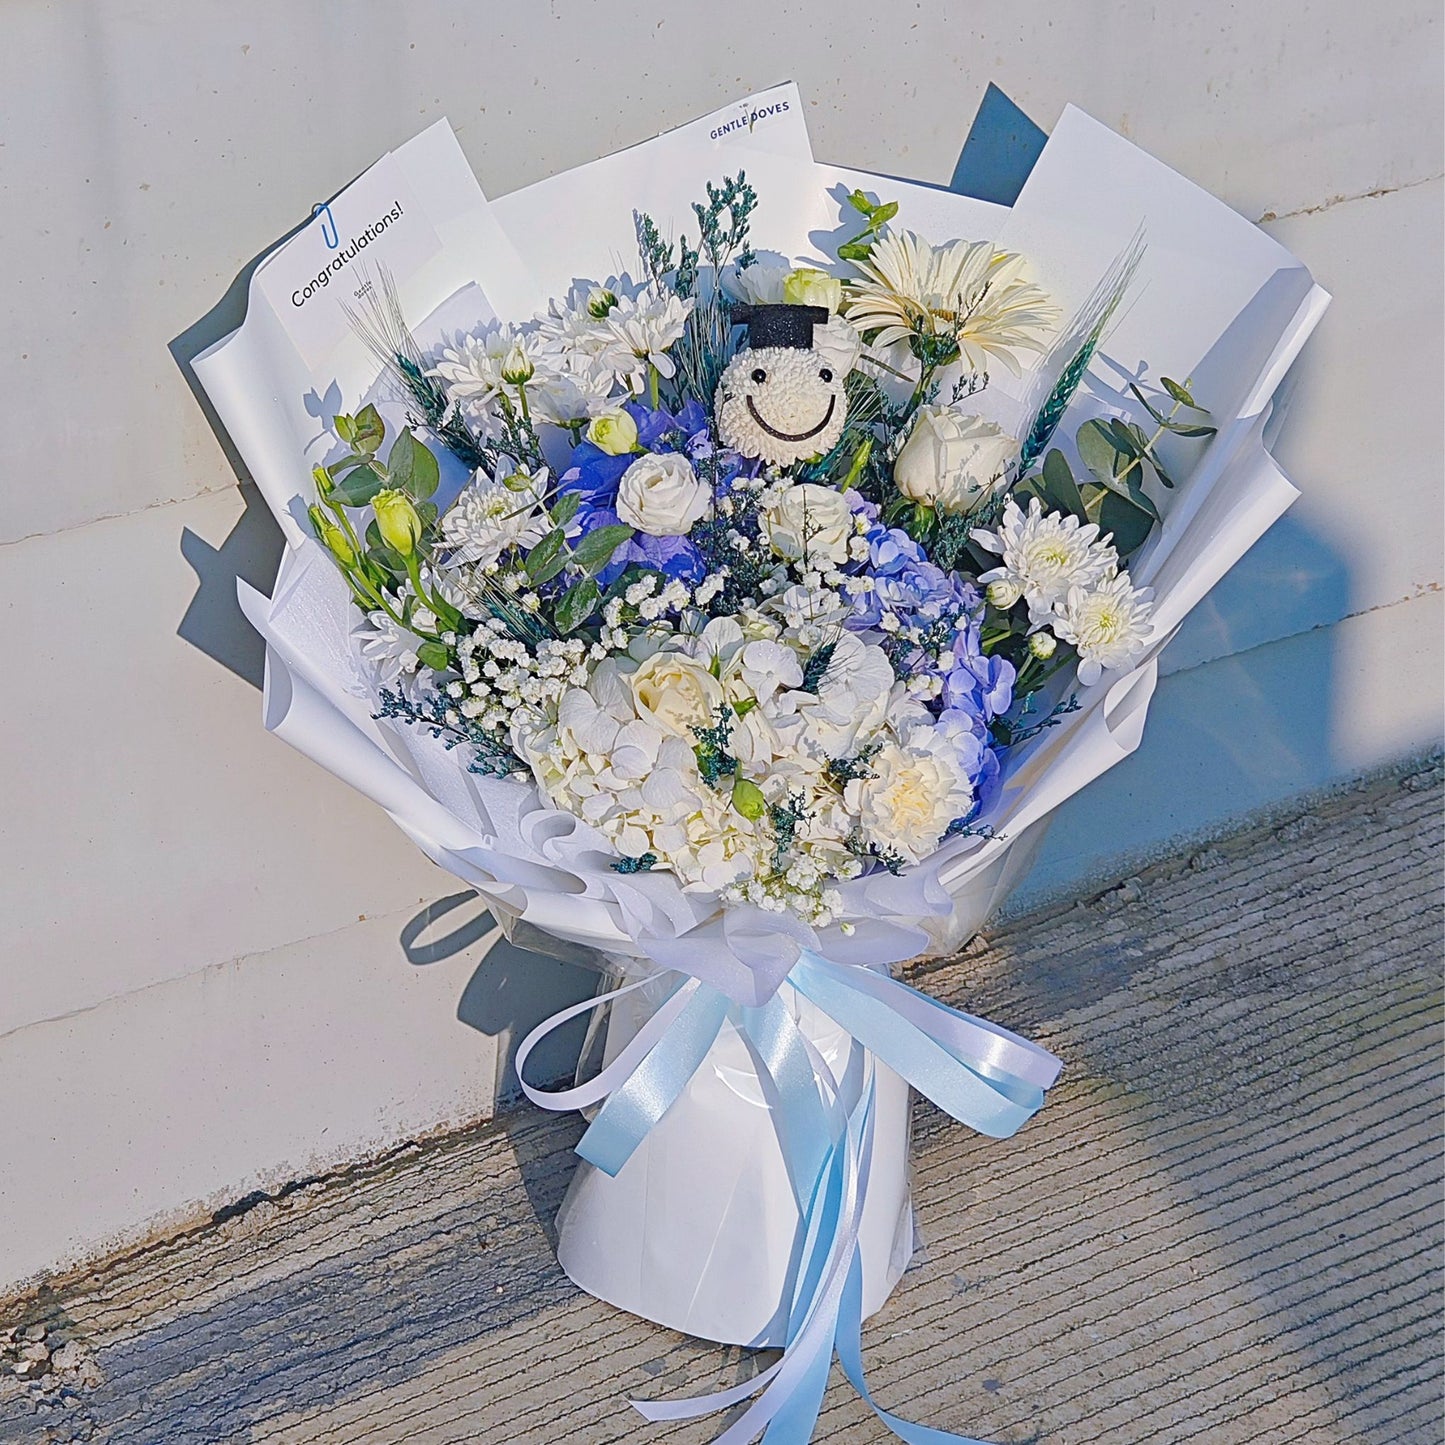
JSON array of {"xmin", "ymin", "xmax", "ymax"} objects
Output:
[
  {"xmin": 763, "ymin": 483, "xmax": 853, "ymax": 566},
  {"xmin": 628, "ymin": 650, "xmax": 726, "ymax": 738},
  {"xmin": 813, "ymin": 314, "xmax": 864, "ymax": 378},
  {"xmin": 615, "ymin": 452, "xmax": 710, "ymax": 536},
  {"xmin": 894, "ymin": 408, "xmax": 1018, "ymax": 514}
]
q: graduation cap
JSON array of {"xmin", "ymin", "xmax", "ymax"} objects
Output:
[{"xmin": 730, "ymin": 303, "xmax": 829, "ymax": 350}]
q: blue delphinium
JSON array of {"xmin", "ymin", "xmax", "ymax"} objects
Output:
[{"xmin": 557, "ymin": 400, "xmax": 724, "ymax": 587}]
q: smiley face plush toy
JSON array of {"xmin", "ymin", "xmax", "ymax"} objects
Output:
[{"xmin": 716, "ymin": 303, "xmax": 849, "ymax": 466}]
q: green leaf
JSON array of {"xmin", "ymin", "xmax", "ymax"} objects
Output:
[
  {"xmin": 1084, "ymin": 485, "xmax": 1156, "ymax": 554},
  {"xmin": 1040, "ymin": 449, "xmax": 1086, "ymax": 517},
  {"xmin": 1107, "ymin": 417, "xmax": 1143, "ymax": 456},
  {"xmin": 1127, "ymin": 382, "xmax": 1170, "ymax": 426},
  {"xmin": 1163, "ymin": 422, "xmax": 1216, "ymax": 438},
  {"xmin": 1076, "ymin": 418, "xmax": 1128, "ymax": 484},
  {"xmin": 327, "ymin": 453, "xmax": 371, "ymax": 478},
  {"xmin": 549, "ymin": 490, "xmax": 582, "ymax": 527},
  {"xmin": 524, "ymin": 527, "xmax": 568, "ymax": 587},
  {"xmin": 1078, "ymin": 421, "xmax": 1160, "ymax": 519},
  {"xmin": 416, "ymin": 501, "xmax": 438, "ymax": 528},
  {"xmin": 334, "ymin": 413, "xmax": 357, "ymax": 445},
  {"xmin": 570, "ymin": 523, "xmax": 634, "ymax": 577},
  {"xmin": 554, "ymin": 577, "xmax": 600, "ymax": 633},
  {"xmin": 386, "ymin": 427, "xmax": 440, "ymax": 500},
  {"xmin": 330, "ymin": 469, "xmax": 387, "ymax": 508},
  {"xmin": 837, "ymin": 238, "xmax": 873, "ymax": 262},
  {"xmin": 871, "ymin": 201, "xmax": 898, "ymax": 226},
  {"xmin": 847, "ymin": 189, "xmax": 877, "ymax": 217},
  {"xmin": 415, "ymin": 640, "xmax": 450, "ymax": 672},
  {"xmin": 1161, "ymin": 377, "xmax": 1197, "ymax": 408},
  {"xmin": 353, "ymin": 403, "xmax": 385, "ymax": 454}
]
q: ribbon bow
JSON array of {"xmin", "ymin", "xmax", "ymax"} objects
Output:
[{"xmin": 517, "ymin": 949, "xmax": 1061, "ymax": 1445}]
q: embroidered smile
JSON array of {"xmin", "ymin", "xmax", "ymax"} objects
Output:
[{"xmin": 746, "ymin": 394, "xmax": 836, "ymax": 443}]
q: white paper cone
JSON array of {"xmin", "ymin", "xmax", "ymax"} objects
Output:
[{"xmin": 556, "ymin": 979, "xmax": 914, "ymax": 1347}]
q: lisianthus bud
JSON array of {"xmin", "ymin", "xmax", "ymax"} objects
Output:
[
  {"xmin": 311, "ymin": 464, "xmax": 334, "ymax": 499},
  {"xmin": 1028, "ymin": 631, "xmax": 1058, "ymax": 660},
  {"xmin": 730, "ymin": 777, "xmax": 768, "ymax": 821},
  {"xmin": 586, "ymin": 287, "xmax": 619, "ymax": 319},
  {"xmin": 987, "ymin": 579, "xmax": 1023, "ymax": 609},
  {"xmin": 309, "ymin": 505, "xmax": 357, "ymax": 568},
  {"xmin": 500, "ymin": 342, "xmax": 534, "ymax": 386},
  {"xmin": 586, "ymin": 408, "xmax": 640, "ymax": 456},
  {"xmin": 373, "ymin": 489, "xmax": 423, "ymax": 557},
  {"xmin": 782, "ymin": 267, "xmax": 843, "ymax": 313}
]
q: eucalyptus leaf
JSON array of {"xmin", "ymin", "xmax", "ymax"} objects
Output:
[
  {"xmin": 571, "ymin": 523, "xmax": 634, "ymax": 576},
  {"xmin": 1163, "ymin": 422, "xmax": 1216, "ymax": 438},
  {"xmin": 550, "ymin": 490, "xmax": 582, "ymax": 527},
  {"xmin": 331, "ymin": 469, "xmax": 387, "ymax": 508},
  {"xmin": 1041, "ymin": 448, "xmax": 1086, "ymax": 517},
  {"xmin": 387, "ymin": 427, "xmax": 440, "ymax": 500},
  {"xmin": 1127, "ymin": 382, "xmax": 1169, "ymax": 425},
  {"xmin": 524, "ymin": 527, "xmax": 568, "ymax": 586},
  {"xmin": 1161, "ymin": 377, "xmax": 1197, "ymax": 408},
  {"xmin": 1076, "ymin": 418, "xmax": 1129, "ymax": 483},
  {"xmin": 327, "ymin": 453, "xmax": 371, "ymax": 479},
  {"xmin": 1084, "ymin": 485, "xmax": 1156, "ymax": 555},
  {"xmin": 555, "ymin": 577, "xmax": 600, "ymax": 633},
  {"xmin": 353, "ymin": 403, "xmax": 385, "ymax": 454}
]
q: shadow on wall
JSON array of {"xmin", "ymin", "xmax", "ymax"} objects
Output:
[
  {"xmin": 400, "ymin": 891, "xmax": 601, "ymax": 1105},
  {"xmin": 168, "ymin": 210, "xmax": 316, "ymax": 689}
]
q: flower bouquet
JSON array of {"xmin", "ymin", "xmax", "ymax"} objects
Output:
[{"xmin": 190, "ymin": 87, "xmax": 1326, "ymax": 1443}]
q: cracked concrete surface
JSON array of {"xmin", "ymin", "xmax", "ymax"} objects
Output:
[{"xmin": 1, "ymin": 761, "xmax": 1440, "ymax": 1445}]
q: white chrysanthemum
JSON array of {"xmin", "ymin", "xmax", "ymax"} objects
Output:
[
  {"xmin": 844, "ymin": 721, "xmax": 978, "ymax": 866},
  {"xmin": 973, "ymin": 497, "xmax": 1118, "ymax": 624},
  {"xmin": 353, "ymin": 608, "xmax": 424, "ymax": 687},
  {"xmin": 844, "ymin": 231, "xmax": 1057, "ymax": 375},
  {"xmin": 525, "ymin": 366, "xmax": 618, "ymax": 425},
  {"xmin": 440, "ymin": 465, "xmax": 551, "ymax": 568},
  {"xmin": 1052, "ymin": 571, "xmax": 1155, "ymax": 685},
  {"xmin": 594, "ymin": 288, "xmax": 694, "ymax": 382},
  {"xmin": 428, "ymin": 324, "xmax": 542, "ymax": 411}
]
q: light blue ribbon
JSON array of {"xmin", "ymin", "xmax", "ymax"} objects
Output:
[{"xmin": 515, "ymin": 946, "xmax": 1061, "ymax": 1445}]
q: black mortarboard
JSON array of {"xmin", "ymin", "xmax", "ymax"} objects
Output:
[{"xmin": 731, "ymin": 303, "xmax": 829, "ymax": 350}]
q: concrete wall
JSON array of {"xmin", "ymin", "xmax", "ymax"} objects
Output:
[{"xmin": 1, "ymin": 1, "xmax": 1440, "ymax": 1292}]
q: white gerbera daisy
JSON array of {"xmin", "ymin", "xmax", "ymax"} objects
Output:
[
  {"xmin": 845, "ymin": 231, "xmax": 1057, "ymax": 375},
  {"xmin": 595, "ymin": 288, "xmax": 694, "ymax": 382},
  {"xmin": 440, "ymin": 465, "xmax": 551, "ymax": 568},
  {"xmin": 973, "ymin": 497, "xmax": 1118, "ymax": 624},
  {"xmin": 1052, "ymin": 571, "xmax": 1155, "ymax": 684}
]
